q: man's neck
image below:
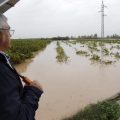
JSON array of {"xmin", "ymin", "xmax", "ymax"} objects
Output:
[{"xmin": 0, "ymin": 47, "xmax": 6, "ymax": 52}]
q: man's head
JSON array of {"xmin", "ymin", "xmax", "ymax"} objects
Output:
[{"xmin": 0, "ymin": 14, "xmax": 11, "ymax": 51}]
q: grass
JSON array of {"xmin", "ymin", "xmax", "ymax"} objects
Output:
[
  {"xmin": 64, "ymin": 41, "xmax": 73, "ymax": 47},
  {"xmin": 102, "ymin": 48, "xmax": 109, "ymax": 56},
  {"xmin": 116, "ymin": 45, "xmax": 120, "ymax": 50},
  {"xmin": 68, "ymin": 39, "xmax": 120, "ymax": 65},
  {"xmin": 90, "ymin": 54, "xmax": 101, "ymax": 61},
  {"xmin": 62, "ymin": 101, "xmax": 120, "ymax": 120},
  {"xmin": 6, "ymin": 39, "xmax": 50, "ymax": 64},
  {"xmin": 101, "ymin": 60, "xmax": 113, "ymax": 65},
  {"xmin": 88, "ymin": 46, "xmax": 100, "ymax": 52},
  {"xmin": 56, "ymin": 41, "xmax": 69, "ymax": 63},
  {"xmin": 114, "ymin": 52, "xmax": 120, "ymax": 59},
  {"xmin": 69, "ymin": 41, "xmax": 77, "ymax": 45},
  {"xmin": 76, "ymin": 50, "xmax": 89, "ymax": 57}
]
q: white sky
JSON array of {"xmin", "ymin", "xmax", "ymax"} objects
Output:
[{"xmin": 4, "ymin": 0, "xmax": 120, "ymax": 38}]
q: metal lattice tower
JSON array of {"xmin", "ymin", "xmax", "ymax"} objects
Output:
[{"xmin": 99, "ymin": 0, "xmax": 107, "ymax": 38}]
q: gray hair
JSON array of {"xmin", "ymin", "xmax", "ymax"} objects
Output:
[{"xmin": 0, "ymin": 14, "xmax": 7, "ymax": 29}]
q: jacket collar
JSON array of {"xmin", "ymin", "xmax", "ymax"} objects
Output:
[
  {"xmin": 0, "ymin": 52, "xmax": 7, "ymax": 63},
  {"xmin": 0, "ymin": 51, "xmax": 11, "ymax": 63},
  {"xmin": 0, "ymin": 51, "xmax": 5, "ymax": 55},
  {"xmin": 0, "ymin": 52, "xmax": 21, "ymax": 79}
]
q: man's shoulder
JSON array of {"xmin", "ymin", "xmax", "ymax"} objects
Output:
[
  {"xmin": 0, "ymin": 53, "xmax": 6, "ymax": 63},
  {"xmin": 0, "ymin": 58, "xmax": 17, "ymax": 82},
  {"xmin": 0, "ymin": 54, "xmax": 9, "ymax": 74},
  {"xmin": 0, "ymin": 61, "xmax": 7, "ymax": 72}
]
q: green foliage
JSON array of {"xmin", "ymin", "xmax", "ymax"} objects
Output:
[
  {"xmin": 76, "ymin": 50, "xmax": 89, "ymax": 56},
  {"xmin": 114, "ymin": 52, "xmax": 120, "ymax": 59},
  {"xmin": 67, "ymin": 39, "xmax": 120, "ymax": 65},
  {"xmin": 101, "ymin": 60, "xmax": 113, "ymax": 65},
  {"xmin": 90, "ymin": 54, "xmax": 100, "ymax": 61},
  {"xmin": 116, "ymin": 45, "xmax": 120, "ymax": 50},
  {"xmin": 102, "ymin": 48, "xmax": 109, "ymax": 56},
  {"xmin": 56, "ymin": 41, "xmax": 69, "ymax": 63},
  {"xmin": 6, "ymin": 39, "xmax": 50, "ymax": 64},
  {"xmin": 63, "ymin": 101, "xmax": 120, "ymax": 120}
]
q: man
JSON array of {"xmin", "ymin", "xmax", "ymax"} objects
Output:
[{"xmin": 0, "ymin": 14, "xmax": 44, "ymax": 120}]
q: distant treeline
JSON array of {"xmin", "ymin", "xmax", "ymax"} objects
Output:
[
  {"xmin": 49, "ymin": 34, "xmax": 120, "ymax": 40},
  {"xmin": 51, "ymin": 36, "xmax": 70, "ymax": 40},
  {"xmin": 20, "ymin": 35, "xmax": 120, "ymax": 41},
  {"xmin": 75, "ymin": 34, "xmax": 120, "ymax": 39},
  {"xmin": 79, "ymin": 34, "xmax": 120, "ymax": 39}
]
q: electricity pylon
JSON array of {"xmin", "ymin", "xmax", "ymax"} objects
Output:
[{"xmin": 99, "ymin": 0, "xmax": 107, "ymax": 38}]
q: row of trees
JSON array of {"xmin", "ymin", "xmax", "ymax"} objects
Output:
[
  {"xmin": 50, "ymin": 34, "xmax": 120, "ymax": 40},
  {"xmin": 52, "ymin": 36, "xmax": 69, "ymax": 40},
  {"xmin": 106, "ymin": 34, "xmax": 120, "ymax": 39},
  {"xmin": 75, "ymin": 34, "xmax": 120, "ymax": 39}
]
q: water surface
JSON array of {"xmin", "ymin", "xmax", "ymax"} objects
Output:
[{"xmin": 15, "ymin": 41, "xmax": 120, "ymax": 120}]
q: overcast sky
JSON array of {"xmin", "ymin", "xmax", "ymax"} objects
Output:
[{"xmin": 4, "ymin": 0, "xmax": 120, "ymax": 38}]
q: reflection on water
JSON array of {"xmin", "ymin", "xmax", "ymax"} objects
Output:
[
  {"xmin": 15, "ymin": 51, "xmax": 42, "ymax": 73},
  {"xmin": 15, "ymin": 59, "xmax": 33, "ymax": 73},
  {"xmin": 16, "ymin": 41, "xmax": 120, "ymax": 120}
]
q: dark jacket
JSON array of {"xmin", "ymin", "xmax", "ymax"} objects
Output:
[{"xmin": 0, "ymin": 53, "xmax": 43, "ymax": 120}]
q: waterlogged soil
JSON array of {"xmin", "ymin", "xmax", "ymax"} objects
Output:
[{"xmin": 15, "ymin": 41, "xmax": 120, "ymax": 120}]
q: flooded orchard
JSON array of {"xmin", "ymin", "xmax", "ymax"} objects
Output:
[{"xmin": 15, "ymin": 40, "xmax": 120, "ymax": 120}]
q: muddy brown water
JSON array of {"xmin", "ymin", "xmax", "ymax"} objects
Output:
[{"xmin": 15, "ymin": 41, "xmax": 120, "ymax": 120}]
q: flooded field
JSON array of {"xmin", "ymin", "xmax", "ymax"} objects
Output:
[{"xmin": 15, "ymin": 40, "xmax": 120, "ymax": 120}]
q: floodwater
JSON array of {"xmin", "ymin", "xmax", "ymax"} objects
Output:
[{"xmin": 15, "ymin": 41, "xmax": 120, "ymax": 120}]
